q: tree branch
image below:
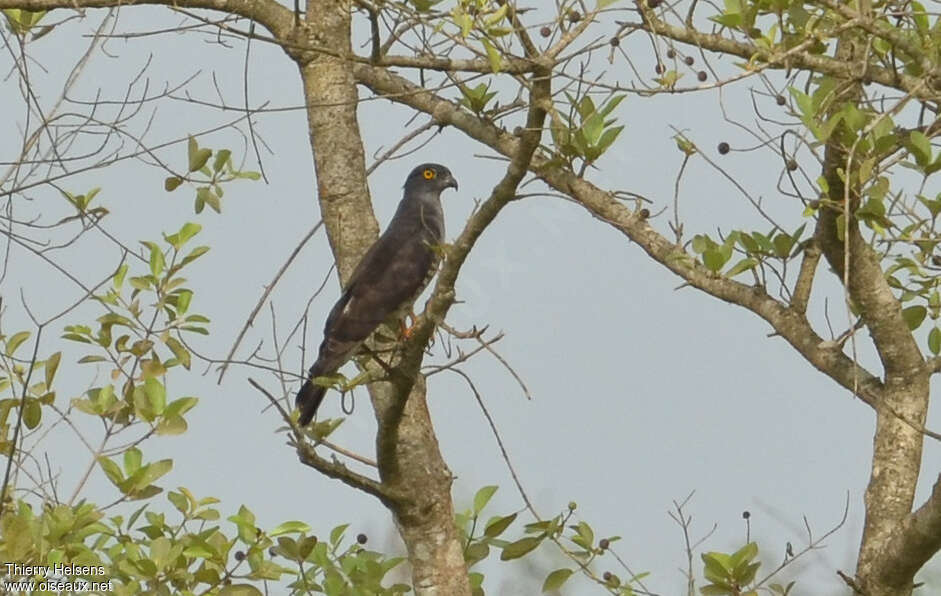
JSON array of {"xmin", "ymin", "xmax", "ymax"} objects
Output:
[
  {"xmin": 631, "ymin": 0, "xmax": 939, "ymax": 101},
  {"xmin": 811, "ymin": 0, "xmax": 940, "ymax": 80},
  {"xmin": 791, "ymin": 240, "xmax": 821, "ymax": 313},
  {"xmin": 354, "ymin": 63, "xmax": 885, "ymax": 408},
  {"xmin": 247, "ymin": 377, "xmax": 397, "ymax": 504},
  {"xmin": 868, "ymin": 473, "xmax": 941, "ymax": 589},
  {"xmin": 295, "ymin": 441, "xmax": 401, "ymax": 506},
  {"xmin": 0, "ymin": 0, "xmax": 295, "ymax": 40}
]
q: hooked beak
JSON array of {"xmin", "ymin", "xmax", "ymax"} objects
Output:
[{"xmin": 443, "ymin": 174, "xmax": 459, "ymax": 191}]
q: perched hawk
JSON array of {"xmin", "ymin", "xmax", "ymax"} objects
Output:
[{"xmin": 296, "ymin": 163, "xmax": 459, "ymax": 425}]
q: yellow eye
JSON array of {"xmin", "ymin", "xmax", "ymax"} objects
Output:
[{"xmin": 422, "ymin": 168, "xmax": 436, "ymax": 180}]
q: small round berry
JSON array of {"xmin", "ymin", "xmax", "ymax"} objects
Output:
[
  {"xmin": 697, "ymin": 71, "xmax": 707, "ymax": 82},
  {"xmin": 357, "ymin": 533, "xmax": 368, "ymax": 545},
  {"xmin": 568, "ymin": 10, "xmax": 581, "ymax": 23},
  {"xmin": 268, "ymin": 547, "xmax": 277, "ymax": 557},
  {"xmin": 610, "ymin": 37, "xmax": 620, "ymax": 47},
  {"xmin": 599, "ymin": 538, "xmax": 610, "ymax": 550},
  {"xmin": 568, "ymin": 501, "xmax": 577, "ymax": 511},
  {"xmin": 684, "ymin": 56, "xmax": 694, "ymax": 66},
  {"xmin": 603, "ymin": 572, "xmax": 613, "ymax": 581},
  {"xmin": 639, "ymin": 208, "xmax": 650, "ymax": 219},
  {"xmin": 655, "ymin": 63, "xmax": 665, "ymax": 74},
  {"xmin": 234, "ymin": 550, "xmax": 245, "ymax": 561},
  {"xmin": 742, "ymin": 511, "xmax": 751, "ymax": 519},
  {"xmin": 540, "ymin": 26, "xmax": 551, "ymax": 38},
  {"xmin": 666, "ymin": 49, "xmax": 676, "ymax": 59},
  {"xmin": 787, "ymin": 160, "xmax": 798, "ymax": 171},
  {"xmin": 776, "ymin": 94, "xmax": 786, "ymax": 106},
  {"xmin": 718, "ymin": 142, "xmax": 730, "ymax": 155}
]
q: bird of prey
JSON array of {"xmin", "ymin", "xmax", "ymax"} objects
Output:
[{"xmin": 295, "ymin": 163, "xmax": 459, "ymax": 425}]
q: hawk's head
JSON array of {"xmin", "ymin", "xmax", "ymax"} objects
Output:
[{"xmin": 405, "ymin": 163, "xmax": 458, "ymax": 194}]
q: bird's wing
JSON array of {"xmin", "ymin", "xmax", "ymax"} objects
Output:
[{"xmin": 313, "ymin": 219, "xmax": 436, "ymax": 373}]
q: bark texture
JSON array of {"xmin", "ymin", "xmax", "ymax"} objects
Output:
[{"xmin": 813, "ymin": 37, "xmax": 932, "ymax": 596}]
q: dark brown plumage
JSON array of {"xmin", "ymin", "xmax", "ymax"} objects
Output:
[{"xmin": 296, "ymin": 164, "xmax": 458, "ymax": 425}]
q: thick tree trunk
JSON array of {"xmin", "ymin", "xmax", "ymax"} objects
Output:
[
  {"xmin": 815, "ymin": 36, "xmax": 931, "ymax": 596},
  {"xmin": 295, "ymin": 2, "xmax": 470, "ymax": 594}
]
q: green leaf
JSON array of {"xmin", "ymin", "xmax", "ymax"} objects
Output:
[
  {"xmin": 729, "ymin": 541, "xmax": 758, "ymax": 570},
  {"xmin": 44, "ymin": 352, "xmax": 61, "ymax": 387},
  {"xmin": 165, "ymin": 222, "xmax": 202, "ymax": 250},
  {"xmin": 711, "ymin": 12, "xmax": 742, "ymax": 27},
  {"xmin": 726, "ymin": 258, "xmax": 758, "ymax": 277},
  {"xmin": 473, "ymin": 485, "xmax": 498, "ymax": 514},
  {"xmin": 219, "ymin": 585, "xmax": 264, "ymax": 596},
  {"xmin": 141, "ymin": 242, "xmax": 165, "ymax": 277},
  {"xmin": 165, "ymin": 177, "xmax": 183, "ymax": 192},
  {"xmin": 23, "ymin": 399, "xmax": 41, "ymax": 429},
  {"xmin": 197, "ymin": 187, "xmax": 221, "ymax": 213},
  {"xmin": 188, "ymin": 140, "xmax": 213, "ymax": 173},
  {"xmin": 156, "ymin": 416, "xmax": 187, "ymax": 435},
  {"xmin": 270, "ymin": 521, "xmax": 311, "ymax": 537},
  {"xmin": 6, "ymin": 331, "xmax": 30, "ymax": 357},
  {"xmin": 180, "ymin": 246, "xmax": 210, "ymax": 269},
  {"xmin": 599, "ymin": 94, "xmax": 626, "ymax": 118},
  {"xmin": 464, "ymin": 541, "xmax": 489, "ymax": 566},
  {"xmin": 165, "ymin": 337, "xmax": 191, "ymax": 370},
  {"xmin": 543, "ymin": 568, "xmax": 574, "ymax": 592},
  {"xmin": 168, "ymin": 490, "xmax": 189, "ymax": 514},
  {"xmin": 77, "ymin": 355, "xmax": 107, "ymax": 364},
  {"xmin": 144, "ymin": 378, "xmax": 166, "ymax": 416},
  {"xmin": 902, "ymin": 305, "xmax": 927, "ymax": 331},
  {"xmin": 482, "ymin": 38, "xmax": 502, "ymax": 73},
  {"xmin": 702, "ymin": 552, "xmax": 733, "ymax": 584},
  {"xmin": 772, "ymin": 233, "xmax": 794, "ymax": 258},
  {"xmin": 929, "ymin": 327, "xmax": 941, "ymax": 356},
  {"xmin": 703, "ymin": 249, "xmax": 727, "ymax": 272},
  {"xmin": 213, "ymin": 149, "xmax": 232, "ymax": 173},
  {"xmin": 133, "ymin": 459, "xmax": 172, "ymax": 490},
  {"xmin": 701, "ymin": 585, "xmax": 735, "ymax": 596},
  {"xmin": 330, "ymin": 523, "xmax": 349, "ymax": 547},
  {"xmin": 113, "ymin": 263, "xmax": 129, "ymax": 289},
  {"xmin": 789, "ymin": 88, "xmax": 814, "ymax": 119},
  {"xmin": 909, "ymin": 131, "xmax": 932, "ymax": 168},
  {"xmin": 597, "ymin": 125, "xmax": 624, "ymax": 154},
  {"xmin": 501, "ymin": 535, "xmax": 543, "ymax": 560},
  {"xmin": 573, "ymin": 521, "xmax": 594, "ymax": 549},
  {"xmin": 736, "ymin": 561, "xmax": 761, "ymax": 585},
  {"xmin": 484, "ymin": 513, "xmax": 517, "ymax": 538},
  {"xmin": 675, "ymin": 135, "xmax": 697, "ymax": 156},
  {"xmin": 141, "ymin": 358, "xmax": 167, "ymax": 379},
  {"xmin": 484, "ymin": 4, "xmax": 508, "ymax": 25},
  {"xmin": 409, "ymin": 0, "xmax": 441, "ymax": 11},
  {"xmin": 124, "ymin": 447, "xmax": 142, "ymax": 476},
  {"xmin": 98, "ymin": 456, "xmax": 125, "ymax": 487},
  {"xmin": 164, "ymin": 396, "xmax": 198, "ymax": 418},
  {"xmin": 3, "ymin": 9, "xmax": 46, "ymax": 34}
]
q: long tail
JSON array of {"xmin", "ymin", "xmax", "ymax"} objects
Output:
[{"xmin": 296, "ymin": 377, "xmax": 327, "ymax": 426}]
